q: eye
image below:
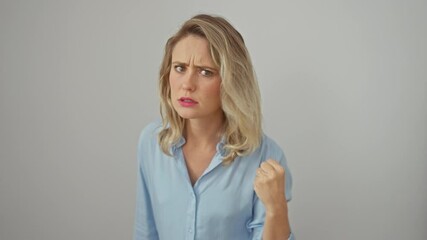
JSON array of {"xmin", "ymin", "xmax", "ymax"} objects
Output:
[
  {"xmin": 200, "ymin": 69, "xmax": 214, "ymax": 77},
  {"xmin": 174, "ymin": 65, "xmax": 185, "ymax": 73}
]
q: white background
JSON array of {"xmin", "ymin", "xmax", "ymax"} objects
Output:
[{"xmin": 1, "ymin": 0, "xmax": 426, "ymax": 239}]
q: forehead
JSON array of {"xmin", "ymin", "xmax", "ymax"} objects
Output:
[{"xmin": 171, "ymin": 35, "xmax": 215, "ymax": 67}]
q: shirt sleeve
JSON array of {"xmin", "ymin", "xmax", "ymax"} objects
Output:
[
  {"xmin": 246, "ymin": 148, "xmax": 295, "ymax": 240},
  {"xmin": 133, "ymin": 129, "xmax": 159, "ymax": 240},
  {"xmin": 247, "ymin": 197, "xmax": 295, "ymax": 240}
]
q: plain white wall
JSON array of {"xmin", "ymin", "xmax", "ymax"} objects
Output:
[{"xmin": 1, "ymin": 0, "xmax": 426, "ymax": 239}]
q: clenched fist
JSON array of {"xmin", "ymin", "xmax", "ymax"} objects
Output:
[{"xmin": 254, "ymin": 159, "xmax": 287, "ymax": 211}]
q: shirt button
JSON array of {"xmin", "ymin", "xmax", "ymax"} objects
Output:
[{"xmin": 188, "ymin": 228, "xmax": 192, "ymax": 233}]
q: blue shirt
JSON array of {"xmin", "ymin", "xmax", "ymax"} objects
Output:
[{"xmin": 134, "ymin": 121, "xmax": 295, "ymax": 240}]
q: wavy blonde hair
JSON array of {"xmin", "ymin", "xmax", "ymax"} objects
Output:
[{"xmin": 158, "ymin": 14, "xmax": 262, "ymax": 164}]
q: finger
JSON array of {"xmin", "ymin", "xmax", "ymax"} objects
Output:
[
  {"xmin": 260, "ymin": 161, "xmax": 275, "ymax": 174},
  {"xmin": 256, "ymin": 168, "xmax": 267, "ymax": 177},
  {"xmin": 266, "ymin": 159, "xmax": 285, "ymax": 173}
]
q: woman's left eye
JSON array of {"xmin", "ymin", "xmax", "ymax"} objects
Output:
[{"xmin": 200, "ymin": 69, "xmax": 213, "ymax": 77}]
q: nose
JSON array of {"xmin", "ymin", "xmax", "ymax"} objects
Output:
[{"xmin": 181, "ymin": 70, "xmax": 196, "ymax": 91}]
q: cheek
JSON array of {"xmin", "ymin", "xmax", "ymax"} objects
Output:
[
  {"xmin": 206, "ymin": 80, "xmax": 222, "ymax": 102},
  {"xmin": 169, "ymin": 72, "xmax": 178, "ymax": 95},
  {"xmin": 214, "ymin": 86, "xmax": 221, "ymax": 100}
]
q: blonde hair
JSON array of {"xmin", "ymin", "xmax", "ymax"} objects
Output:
[{"xmin": 158, "ymin": 14, "xmax": 262, "ymax": 164}]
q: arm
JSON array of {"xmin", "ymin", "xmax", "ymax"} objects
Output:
[
  {"xmin": 254, "ymin": 159, "xmax": 294, "ymax": 240},
  {"xmin": 134, "ymin": 165, "xmax": 159, "ymax": 240},
  {"xmin": 133, "ymin": 132, "xmax": 159, "ymax": 240},
  {"xmin": 263, "ymin": 196, "xmax": 291, "ymax": 240}
]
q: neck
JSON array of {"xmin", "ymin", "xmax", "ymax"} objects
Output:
[{"xmin": 184, "ymin": 115, "xmax": 225, "ymax": 148}]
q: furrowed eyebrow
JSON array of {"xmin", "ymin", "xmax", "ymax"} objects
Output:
[{"xmin": 172, "ymin": 61, "xmax": 217, "ymax": 71}]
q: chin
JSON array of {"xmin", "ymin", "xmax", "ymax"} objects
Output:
[
  {"xmin": 177, "ymin": 112, "xmax": 200, "ymax": 120},
  {"xmin": 173, "ymin": 108, "xmax": 198, "ymax": 120}
]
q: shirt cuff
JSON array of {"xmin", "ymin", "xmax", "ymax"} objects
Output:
[{"xmin": 288, "ymin": 231, "xmax": 295, "ymax": 240}]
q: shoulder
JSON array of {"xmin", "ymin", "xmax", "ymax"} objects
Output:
[
  {"xmin": 258, "ymin": 133, "xmax": 293, "ymax": 201},
  {"xmin": 136, "ymin": 121, "xmax": 164, "ymax": 167},
  {"xmin": 258, "ymin": 133, "xmax": 286, "ymax": 160},
  {"xmin": 139, "ymin": 120, "xmax": 162, "ymax": 140},
  {"xmin": 137, "ymin": 120, "xmax": 162, "ymax": 150}
]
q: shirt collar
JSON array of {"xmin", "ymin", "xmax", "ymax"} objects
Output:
[
  {"xmin": 216, "ymin": 136, "xmax": 227, "ymax": 158},
  {"xmin": 171, "ymin": 136, "xmax": 186, "ymax": 156},
  {"xmin": 171, "ymin": 135, "xmax": 227, "ymax": 158}
]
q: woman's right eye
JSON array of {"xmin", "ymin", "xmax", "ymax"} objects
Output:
[{"xmin": 174, "ymin": 65, "xmax": 185, "ymax": 73}]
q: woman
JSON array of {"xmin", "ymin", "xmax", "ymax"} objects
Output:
[{"xmin": 134, "ymin": 14, "xmax": 294, "ymax": 240}]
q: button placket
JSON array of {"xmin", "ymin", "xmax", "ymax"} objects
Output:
[{"xmin": 185, "ymin": 189, "xmax": 197, "ymax": 240}]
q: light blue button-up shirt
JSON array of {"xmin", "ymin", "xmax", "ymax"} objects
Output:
[{"xmin": 134, "ymin": 121, "xmax": 295, "ymax": 240}]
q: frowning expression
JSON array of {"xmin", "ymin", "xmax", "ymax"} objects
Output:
[{"xmin": 169, "ymin": 35, "xmax": 223, "ymax": 121}]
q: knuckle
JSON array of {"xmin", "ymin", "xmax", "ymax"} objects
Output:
[{"xmin": 268, "ymin": 159, "xmax": 275, "ymax": 163}]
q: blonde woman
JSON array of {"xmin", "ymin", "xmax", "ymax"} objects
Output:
[{"xmin": 134, "ymin": 14, "xmax": 294, "ymax": 240}]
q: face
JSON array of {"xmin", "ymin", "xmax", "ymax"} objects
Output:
[{"xmin": 169, "ymin": 35, "xmax": 223, "ymax": 122}]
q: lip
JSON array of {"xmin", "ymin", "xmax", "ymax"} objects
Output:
[{"xmin": 178, "ymin": 97, "xmax": 198, "ymax": 107}]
